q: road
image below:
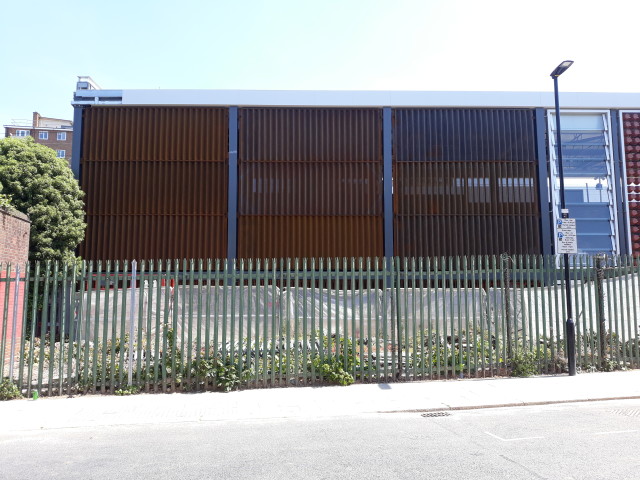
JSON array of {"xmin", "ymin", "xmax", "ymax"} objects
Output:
[{"xmin": 2, "ymin": 399, "xmax": 639, "ymax": 480}]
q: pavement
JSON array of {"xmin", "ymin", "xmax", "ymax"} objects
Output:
[{"xmin": 2, "ymin": 370, "xmax": 640, "ymax": 432}]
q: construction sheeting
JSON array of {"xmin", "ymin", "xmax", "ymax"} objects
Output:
[
  {"xmin": 280, "ymin": 287, "xmax": 392, "ymax": 337},
  {"xmin": 395, "ymin": 288, "xmax": 489, "ymax": 337}
]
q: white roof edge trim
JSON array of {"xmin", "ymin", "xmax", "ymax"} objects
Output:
[{"xmin": 73, "ymin": 89, "xmax": 640, "ymax": 109}]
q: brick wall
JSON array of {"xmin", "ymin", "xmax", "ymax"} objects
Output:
[{"xmin": 0, "ymin": 208, "xmax": 30, "ymax": 372}]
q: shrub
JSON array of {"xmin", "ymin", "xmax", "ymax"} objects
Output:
[
  {"xmin": 0, "ymin": 379, "xmax": 23, "ymax": 401},
  {"xmin": 193, "ymin": 357, "xmax": 250, "ymax": 392},
  {"xmin": 509, "ymin": 350, "xmax": 538, "ymax": 377},
  {"xmin": 312, "ymin": 357, "xmax": 354, "ymax": 386}
]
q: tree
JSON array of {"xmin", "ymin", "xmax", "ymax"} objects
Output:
[{"xmin": 0, "ymin": 137, "xmax": 85, "ymax": 263}]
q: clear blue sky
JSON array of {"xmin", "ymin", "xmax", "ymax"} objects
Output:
[{"xmin": 1, "ymin": 0, "xmax": 638, "ymax": 128}]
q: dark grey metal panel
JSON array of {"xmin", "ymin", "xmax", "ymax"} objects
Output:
[
  {"xmin": 228, "ymin": 107, "xmax": 238, "ymax": 259},
  {"xmin": 535, "ymin": 108, "xmax": 552, "ymax": 256},
  {"xmin": 383, "ymin": 107, "xmax": 393, "ymax": 259},
  {"xmin": 71, "ymin": 106, "xmax": 84, "ymax": 181}
]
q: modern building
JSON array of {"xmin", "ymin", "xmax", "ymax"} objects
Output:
[
  {"xmin": 4, "ymin": 112, "xmax": 73, "ymax": 164},
  {"xmin": 70, "ymin": 77, "xmax": 640, "ymax": 261}
]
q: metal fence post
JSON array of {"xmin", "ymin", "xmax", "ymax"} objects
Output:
[
  {"xmin": 128, "ymin": 260, "xmax": 137, "ymax": 386},
  {"xmin": 8, "ymin": 266, "xmax": 20, "ymax": 381},
  {"xmin": 595, "ymin": 254, "xmax": 607, "ymax": 368},
  {"xmin": 501, "ymin": 254, "xmax": 513, "ymax": 360}
]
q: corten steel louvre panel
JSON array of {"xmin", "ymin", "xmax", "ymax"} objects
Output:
[
  {"xmin": 237, "ymin": 107, "xmax": 384, "ymax": 258},
  {"xmin": 393, "ymin": 215, "xmax": 541, "ymax": 257},
  {"xmin": 79, "ymin": 106, "xmax": 229, "ymax": 261},
  {"xmin": 394, "ymin": 161, "xmax": 539, "ymax": 216},
  {"xmin": 392, "ymin": 108, "xmax": 541, "ymax": 257},
  {"xmin": 239, "ymin": 108, "xmax": 382, "ymax": 163},
  {"xmin": 393, "ymin": 108, "xmax": 537, "ymax": 162},
  {"xmin": 80, "ymin": 215, "xmax": 227, "ymax": 261},
  {"xmin": 82, "ymin": 106, "xmax": 228, "ymax": 162},
  {"xmin": 237, "ymin": 216, "xmax": 383, "ymax": 259},
  {"xmin": 623, "ymin": 112, "xmax": 640, "ymax": 254},
  {"xmin": 239, "ymin": 162, "xmax": 382, "ymax": 215},
  {"xmin": 82, "ymin": 162, "xmax": 228, "ymax": 215}
]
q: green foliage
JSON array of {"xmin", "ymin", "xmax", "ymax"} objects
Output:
[
  {"xmin": 311, "ymin": 335, "xmax": 357, "ymax": 386},
  {"xmin": 0, "ymin": 182, "xmax": 12, "ymax": 208},
  {"xmin": 509, "ymin": 350, "xmax": 538, "ymax": 377},
  {"xmin": 193, "ymin": 357, "xmax": 250, "ymax": 392},
  {"xmin": 601, "ymin": 358, "xmax": 624, "ymax": 372},
  {"xmin": 0, "ymin": 137, "xmax": 85, "ymax": 262},
  {"xmin": 312, "ymin": 357, "xmax": 354, "ymax": 386},
  {"xmin": 114, "ymin": 385, "xmax": 140, "ymax": 396},
  {"xmin": 410, "ymin": 333, "xmax": 488, "ymax": 376},
  {"xmin": 0, "ymin": 379, "xmax": 23, "ymax": 401}
]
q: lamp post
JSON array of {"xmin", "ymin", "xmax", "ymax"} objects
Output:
[{"xmin": 551, "ymin": 60, "xmax": 576, "ymax": 376}]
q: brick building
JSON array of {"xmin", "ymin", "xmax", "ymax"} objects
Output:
[
  {"xmin": 0, "ymin": 208, "xmax": 30, "ymax": 371},
  {"xmin": 4, "ymin": 112, "xmax": 73, "ymax": 165}
]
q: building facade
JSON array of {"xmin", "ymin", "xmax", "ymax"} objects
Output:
[
  {"xmin": 71, "ymin": 80, "xmax": 640, "ymax": 261},
  {"xmin": 4, "ymin": 112, "xmax": 73, "ymax": 164}
]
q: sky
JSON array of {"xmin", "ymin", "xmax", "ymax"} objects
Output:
[{"xmin": 2, "ymin": 0, "xmax": 639, "ymax": 130}]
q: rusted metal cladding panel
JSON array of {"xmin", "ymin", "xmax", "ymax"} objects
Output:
[
  {"xmin": 82, "ymin": 215, "xmax": 227, "ymax": 262},
  {"xmin": 623, "ymin": 112, "xmax": 640, "ymax": 254},
  {"xmin": 238, "ymin": 108, "xmax": 383, "ymax": 258},
  {"xmin": 80, "ymin": 106, "xmax": 228, "ymax": 261},
  {"xmin": 239, "ymin": 162, "xmax": 381, "ymax": 215},
  {"xmin": 82, "ymin": 162, "xmax": 228, "ymax": 215},
  {"xmin": 393, "ymin": 108, "xmax": 541, "ymax": 257},
  {"xmin": 238, "ymin": 216, "xmax": 383, "ymax": 259},
  {"xmin": 82, "ymin": 106, "xmax": 228, "ymax": 161},
  {"xmin": 240, "ymin": 108, "xmax": 382, "ymax": 163}
]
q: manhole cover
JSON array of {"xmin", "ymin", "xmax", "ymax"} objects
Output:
[{"xmin": 421, "ymin": 411, "xmax": 451, "ymax": 417}]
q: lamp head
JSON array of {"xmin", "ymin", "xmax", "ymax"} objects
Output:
[{"xmin": 551, "ymin": 60, "xmax": 574, "ymax": 78}]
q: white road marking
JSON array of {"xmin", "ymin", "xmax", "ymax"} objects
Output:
[
  {"xmin": 594, "ymin": 430, "xmax": 639, "ymax": 435},
  {"xmin": 485, "ymin": 431, "xmax": 545, "ymax": 442}
]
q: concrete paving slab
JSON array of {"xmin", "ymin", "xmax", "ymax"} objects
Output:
[{"xmin": 1, "ymin": 370, "xmax": 640, "ymax": 433}]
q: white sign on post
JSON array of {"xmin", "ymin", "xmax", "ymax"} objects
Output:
[{"xmin": 557, "ymin": 218, "xmax": 578, "ymax": 254}]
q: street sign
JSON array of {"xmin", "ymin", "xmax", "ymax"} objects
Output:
[{"xmin": 557, "ymin": 218, "xmax": 577, "ymax": 254}]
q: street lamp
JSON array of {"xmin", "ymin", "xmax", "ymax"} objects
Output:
[{"xmin": 551, "ymin": 59, "xmax": 576, "ymax": 376}]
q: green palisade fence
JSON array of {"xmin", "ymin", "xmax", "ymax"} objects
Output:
[{"xmin": 1, "ymin": 255, "xmax": 639, "ymax": 395}]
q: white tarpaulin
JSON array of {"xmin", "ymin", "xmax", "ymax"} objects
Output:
[{"xmin": 280, "ymin": 288, "xmax": 392, "ymax": 337}]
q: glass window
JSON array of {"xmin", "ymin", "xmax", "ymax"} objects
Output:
[
  {"xmin": 548, "ymin": 111, "xmax": 617, "ymax": 255},
  {"xmin": 38, "ymin": 131, "xmax": 48, "ymax": 140},
  {"xmin": 15, "ymin": 130, "xmax": 29, "ymax": 137},
  {"xmin": 57, "ymin": 132, "xmax": 67, "ymax": 141},
  {"xmin": 56, "ymin": 150, "xmax": 66, "ymax": 158}
]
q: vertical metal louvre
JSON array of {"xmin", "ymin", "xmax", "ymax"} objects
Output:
[
  {"xmin": 80, "ymin": 106, "xmax": 229, "ymax": 261},
  {"xmin": 237, "ymin": 108, "xmax": 384, "ymax": 259},
  {"xmin": 393, "ymin": 108, "xmax": 541, "ymax": 257}
]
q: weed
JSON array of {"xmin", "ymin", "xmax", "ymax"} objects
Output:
[
  {"xmin": 0, "ymin": 379, "xmax": 23, "ymax": 401},
  {"xmin": 312, "ymin": 357, "xmax": 354, "ymax": 386},
  {"xmin": 509, "ymin": 350, "xmax": 538, "ymax": 377},
  {"xmin": 114, "ymin": 385, "xmax": 140, "ymax": 396},
  {"xmin": 193, "ymin": 357, "xmax": 250, "ymax": 392}
]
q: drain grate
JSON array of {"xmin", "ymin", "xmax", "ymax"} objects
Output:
[
  {"xmin": 611, "ymin": 409, "xmax": 640, "ymax": 417},
  {"xmin": 421, "ymin": 411, "xmax": 451, "ymax": 418}
]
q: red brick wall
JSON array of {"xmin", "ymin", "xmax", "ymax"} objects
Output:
[{"xmin": 0, "ymin": 208, "xmax": 30, "ymax": 370}]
